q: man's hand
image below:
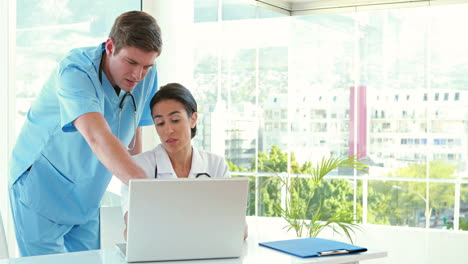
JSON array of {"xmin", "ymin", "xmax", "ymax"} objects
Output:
[{"xmin": 73, "ymin": 112, "xmax": 146, "ymax": 184}]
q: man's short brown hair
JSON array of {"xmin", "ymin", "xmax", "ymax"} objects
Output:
[{"xmin": 109, "ymin": 11, "xmax": 162, "ymax": 55}]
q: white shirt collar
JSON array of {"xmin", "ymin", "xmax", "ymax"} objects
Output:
[
  {"xmin": 155, "ymin": 144, "xmax": 207, "ymax": 177},
  {"xmin": 190, "ymin": 146, "xmax": 206, "ymax": 175},
  {"xmin": 154, "ymin": 144, "xmax": 173, "ymax": 174}
]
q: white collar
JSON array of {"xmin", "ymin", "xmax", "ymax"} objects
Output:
[{"xmin": 155, "ymin": 144, "xmax": 206, "ymax": 176}]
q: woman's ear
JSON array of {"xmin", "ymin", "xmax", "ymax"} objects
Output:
[{"xmin": 190, "ymin": 112, "xmax": 198, "ymax": 128}]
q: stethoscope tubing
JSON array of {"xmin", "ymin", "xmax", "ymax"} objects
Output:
[
  {"xmin": 154, "ymin": 163, "xmax": 211, "ymax": 178},
  {"xmin": 99, "ymin": 51, "xmax": 138, "ymax": 150}
]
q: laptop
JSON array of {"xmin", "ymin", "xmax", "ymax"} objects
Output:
[{"xmin": 118, "ymin": 177, "xmax": 249, "ymax": 262}]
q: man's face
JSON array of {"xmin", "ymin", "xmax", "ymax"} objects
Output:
[{"xmin": 104, "ymin": 38, "xmax": 159, "ymax": 92}]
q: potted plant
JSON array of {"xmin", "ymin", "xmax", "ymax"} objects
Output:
[{"xmin": 270, "ymin": 155, "xmax": 368, "ymax": 243}]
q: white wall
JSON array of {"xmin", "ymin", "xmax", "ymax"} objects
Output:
[
  {"xmin": 141, "ymin": 0, "xmax": 195, "ymax": 151},
  {"xmin": 0, "ymin": 0, "xmax": 17, "ymax": 258}
]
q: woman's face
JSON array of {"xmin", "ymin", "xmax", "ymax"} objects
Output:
[{"xmin": 152, "ymin": 99, "xmax": 197, "ymax": 155}]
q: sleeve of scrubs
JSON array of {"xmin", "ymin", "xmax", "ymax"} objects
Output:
[
  {"xmin": 138, "ymin": 74, "xmax": 158, "ymax": 127},
  {"xmin": 57, "ymin": 67, "xmax": 103, "ymax": 132}
]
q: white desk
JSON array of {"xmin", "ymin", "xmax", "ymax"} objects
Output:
[{"xmin": 0, "ymin": 217, "xmax": 387, "ymax": 264}]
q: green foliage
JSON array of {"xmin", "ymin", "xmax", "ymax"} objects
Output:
[
  {"xmin": 227, "ymin": 160, "xmax": 247, "ymax": 172},
  {"xmin": 264, "ymin": 155, "xmax": 368, "ymax": 243},
  {"xmin": 368, "ymin": 160, "xmax": 457, "ymax": 227},
  {"xmin": 251, "ymin": 146, "xmax": 366, "ymax": 228},
  {"xmin": 231, "ymin": 144, "xmax": 460, "ymax": 231},
  {"xmin": 459, "ymin": 217, "xmax": 468, "ymax": 231},
  {"xmin": 253, "ymin": 146, "xmax": 314, "ymax": 217},
  {"xmin": 234, "ymin": 144, "xmax": 459, "ymax": 232},
  {"xmin": 231, "ymin": 175, "xmax": 257, "ymax": 216},
  {"xmin": 367, "ymin": 181, "xmax": 407, "ymax": 225}
]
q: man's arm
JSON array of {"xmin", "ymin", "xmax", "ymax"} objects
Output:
[{"xmin": 73, "ymin": 112, "xmax": 146, "ymax": 185}]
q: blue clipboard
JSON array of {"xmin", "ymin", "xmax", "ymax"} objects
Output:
[{"xmin": 259, "ymin": 237, "xmax": 367, "ymax": 258}]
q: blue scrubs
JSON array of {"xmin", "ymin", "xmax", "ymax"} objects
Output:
[{"xmin": 8, "ymin": 43, "xmax": 158, "ymax": 256}]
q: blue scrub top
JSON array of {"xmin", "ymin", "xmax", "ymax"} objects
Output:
[{"xmin": 9, "ymin": 43, "xmax": 158, "ymax": 225}]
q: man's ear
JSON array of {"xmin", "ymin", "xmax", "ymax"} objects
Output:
[{"xmin": 105, "ymin": 38, "xmax": 115, "ymax": 57}]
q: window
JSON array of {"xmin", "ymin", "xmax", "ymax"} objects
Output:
[
  {"xmin": 281, "ymin": 109, "xmax": 287, "ymax": 119},
  {"xmin": 192, "ymin": 1, "xmax": 468, "ymax": 231}
]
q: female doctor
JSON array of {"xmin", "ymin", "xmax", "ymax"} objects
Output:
[{"xmin": 121, "ymin": 83, "xmax": 247, "ymax": 239}]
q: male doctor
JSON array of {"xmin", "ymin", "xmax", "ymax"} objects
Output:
[{"xmin": 8, "ymin": 11, "xmax": 162, "ymax": 256}]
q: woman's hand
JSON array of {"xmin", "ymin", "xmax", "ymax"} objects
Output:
[
  {"xmin": 244, "ymin": 223, "xmax": 248, "ymax": 240},
  {"xmin": 123, "ymin": 212, "xmax": 129, "ymax": 241}
]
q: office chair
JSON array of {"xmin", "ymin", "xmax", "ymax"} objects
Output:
[{"xmin": 0, "ymin": 210, "xmax": 9, "ymax": 259}]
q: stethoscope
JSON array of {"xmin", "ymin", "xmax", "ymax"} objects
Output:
[
  {"xmin": 99, "ymin": 51, "xmax": 137, "ymax": 150},
  {"xmin": 154, "ymin": 163, "xmax": 211, "ymax": 178}
]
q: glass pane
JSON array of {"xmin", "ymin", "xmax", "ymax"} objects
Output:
[
  {"xmin": 289, "ymin": 14, "xmax": 355, "ymax": 171},
  {"xmin": 429, "ymin": 4, "xmax": 468, "ymax": 178},
  {"xmin": 194, "ymin": 0, "xmax": 218, "ymax": 23},
  {"xmin": 257, "ymin": 20, "xmax": 289, "ymax": 173},
  {"xmin": 460, "ymin": 183, "xmax": 468, "ymax": 231},
  {"xmin": 364, "ymin": 8, "xmax": 428, "ymax": 166},
  {"xmin": 222, "ymin": 47, "xmax": 258, "ymax": 170},
  {"xmin": 192, "ymin": 34, "xmax": 220, "ymax": 153},
  {"xmin": 222, "ymin": 0, "xmax": 257, "ymax": 21},
  {"xmin": 257, "ymin": 176, "xmax": 281, "ymax": 217},
  {"xmin": 368, "ymin": 180, "xmax": 426, "ymax": 227},
  {"xmin": 429, "ymin": 182, "xmax": 454, "ymax": 228},
  {"xmin": 259, "ymin": 46, "xmax": 289, "ymax": 169},
  {"xmin": 232, "ymin": 175, "xmax": 256, "ymax": 216}
]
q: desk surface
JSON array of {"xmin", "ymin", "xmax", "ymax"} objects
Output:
[
  {"xmin": 1, "ymin": 217, "xmax": 387, "ymax": 264},
  {"xmin": 0, "ymin": 246, "xmax": 386, "ymax": 264}
]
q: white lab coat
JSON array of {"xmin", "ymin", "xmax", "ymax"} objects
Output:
[{"xmin": 121, "ymin": 144, "xmax": 230, "ymax": 214}]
